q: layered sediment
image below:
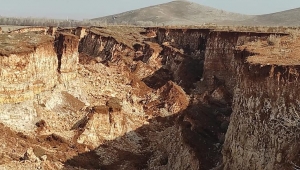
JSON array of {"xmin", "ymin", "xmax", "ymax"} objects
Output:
[{"xmin": 0, "ymin": 33, "xmax": 57, "ymax": 104}]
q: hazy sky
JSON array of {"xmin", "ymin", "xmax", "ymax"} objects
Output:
[{"xmin": 0, "ymin": 0, "xmax": 300, "ymax": 20}]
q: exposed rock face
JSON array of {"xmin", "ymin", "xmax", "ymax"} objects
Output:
[
  {"xmin": 203, "ymin": 32, "xmax": 239, "ymax": 92},
  {"xmin": 203, "ymin": 31, "xmax": 276, "ymax": 93},
  {"xmin": 47, "ymin": 26, "xmax": 58, "ymax": 36},
  {"xmin": 55, "ymin": 32, "xmax": 79, "ymax": 73},
  {"xmin": 157, "ymin": 81, "xmax": 189, "ymax": 114}
]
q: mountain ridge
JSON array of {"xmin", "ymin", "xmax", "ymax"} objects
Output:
[
  {"xmin": 236, "ymin": 7, "xmax": 300, "ymax": 26},
  {"xmin": 92, "ymin": 1, "xmax": 300, "ymax": 26},
  {"xmin": 91, "ymin": 1, "xmax": 252, "ymax": 26}
]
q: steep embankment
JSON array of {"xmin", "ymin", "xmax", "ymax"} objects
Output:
[
  {"xmin": 222, "ymin": 34, "xmax": 300, "ymax": 169},
  {"xmin": 0, "ymin": 33, "xmax": 57, "ymax": 104},
  {"xmin": 224, "ymin": 63, "xmax": 300, "ymax": 170},
  {"xmin": 143, "ymin": 28, "xmax": 299, "ymax": 169}
]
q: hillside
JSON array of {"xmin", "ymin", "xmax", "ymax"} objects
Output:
[
  {"xmin": 235, "ymin": 7, "xmax": 300, "ymax": 26},
  {"xmin": 92, "ymin": 0, "xmax": 253, "ymax": 26}
]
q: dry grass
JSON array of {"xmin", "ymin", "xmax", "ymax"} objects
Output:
[
  {"xmin": 0, "ymin": 25, "xmax": 29, "ymax": 33},
  {"xmin": 0, "ymin": 32, "xmax": 53, "ymax": 56},
  {"xmin": 267, "ymin": 35, "xmax": 280, "ymax": 46},
  {"xmin": 147, "ymin": 25, "xmax": 300, "ymax": 35},
  {"xmin": 238, "ymin": 33, "xmax": 300, "ymax": 65}
]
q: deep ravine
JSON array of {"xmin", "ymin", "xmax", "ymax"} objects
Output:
[{"xmin": 0, "ymin": 25, "xmax": 298, "ymax": 169}]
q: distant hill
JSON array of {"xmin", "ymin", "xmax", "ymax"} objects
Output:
[
  {"xmin": 92, "ymin": 0, "xmax": 253, "ymax": 26},
  {"xmin": 233, "ymin": 8, "xmax": 300, "ymax": 26}
]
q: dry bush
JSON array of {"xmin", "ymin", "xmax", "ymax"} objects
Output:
[
  {"xmin": 236, "ymin": 36, "xmax": 247, "ymax": 46},
  {"xmin": 267, "ymin": 34, "xmax": 280, "ymax": 46}
]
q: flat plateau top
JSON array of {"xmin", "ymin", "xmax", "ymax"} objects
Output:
[
  {"xmin": 90, "ymin": 26, "xmax": 146, "ymax": 49},
  {"xmin": 0, "ymin": 32, "xmax": 53, "ymax": 56},
  {"xmin": 148, "ymin": 25, "xmax": 299, "ymax": 34},
  {"xmin": 238, "ymin": 35, "xmax": 300, "ymax": 66}
]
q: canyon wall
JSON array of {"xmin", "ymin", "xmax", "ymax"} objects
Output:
[
  {"xmin": 0, "ymin": 31, "xmax": 80, "ymax": 104},
  {"xmin": 145, "ymin": 28, "xmax": 208, "ymax": 92},
  {"xmin": 200, "ymin": 31, "xmax": 299, "ymax": 169},
  {"xmin": 223, "ymin": 56, "xmax": 300, "ymax": 169},
  {"xmin": 152, "ymin": 28, "xmax": 297, "ymax": 169},
  {"xmin": 55, "ymin": 32, "xmax": 79, "ymax": 73}
]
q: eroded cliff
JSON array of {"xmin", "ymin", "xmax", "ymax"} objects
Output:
[
  {"xmin": 223, "ymin": 34, "xmax": 300, "ymax": 170},
  {"xmin": 0, "ymin": 25, "xmax": 299, "ymax": 170}
]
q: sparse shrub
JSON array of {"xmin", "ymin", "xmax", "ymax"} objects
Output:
[
  {"xmin": 267, "ymin": 34, "xmax": 280, "ymax": 46},
  {"xmin": 287, "ymin": 30, "xmax": 299, "ymax": 41},
  {"xmin": 237, "ymin": 36, "xmax": 247, "ymax": 46}
]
